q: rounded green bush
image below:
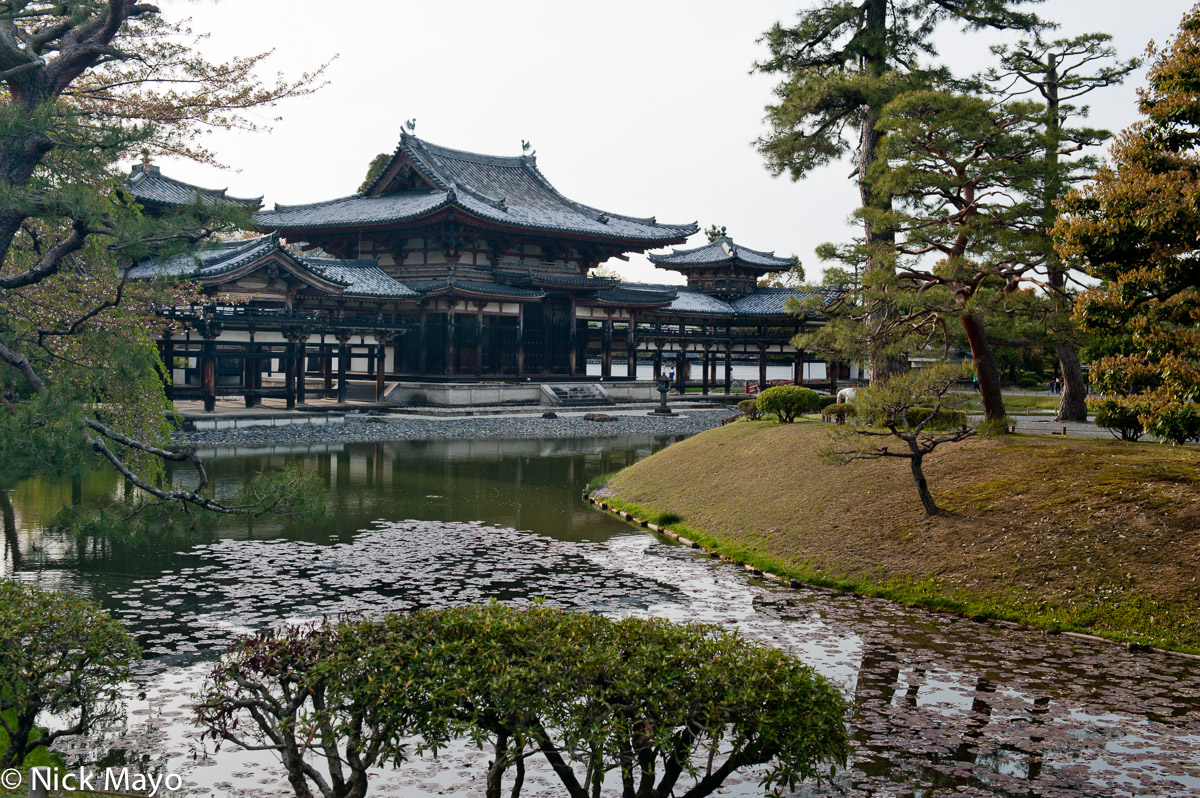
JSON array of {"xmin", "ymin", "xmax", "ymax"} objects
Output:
[
  {"xmin": 817, "ymin": 395, "xmax": 840, "ymax": 410},
  {"xmin": 1, "ymin": 580, "xmax": 140, "ymax": 767},
  {"xmin": 756, "ymin": 385, "xmax": 822, "ymax": 423},
  {"xmin": 1092, "ymin": 398, "xmax": 1145, "ymax": 441},
  {"xmin": 737, "ymin": 398, "xmax": 761, "ymax": 420}
]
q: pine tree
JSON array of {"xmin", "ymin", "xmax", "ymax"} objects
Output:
[{"xmin": 986, "ymin": 33, "xmax": 1139, "ymax": 422}]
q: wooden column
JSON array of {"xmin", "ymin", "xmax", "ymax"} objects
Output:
[
  {"xmin": 243, "ymin": 336, "xmax": 257, "ymax": 408},
  {"xmin": 295, "ymin": 335, "xmax": 307, "ymax": 406},
  {"xmin": 758, "ymin": 344, "xmax": 768, "ymax": 390},
  {"xmin": 601, "ymin": 318, "xmax": 612, "ymax": 378},
  {"xmin": 516, "ymin": 304, "xmax": 525, "ymax": 377},
  {"xmin": 675, "ymin": 348, "xmax": 686, "ymax": 394},
  {"xmin": 375, "ymin": 337, "xmax": 387, "ymax": 401},
  {"xmin": 701, "ymin": 347, "xmax": 710, "ymax": 395},
  {"xmin": 445, "ymin": 307, "xmax": 457, "ymax": 377},
  {"xmin": 709, "ymin": 349, "xmax": 717, "ymax": 386},
  {"xmin": 568, "ymin": 306, "xmax": 579, "ymax": 376},
  {"xmin": 542, "ymin": 302, "xmax": 553, "ymax": 376},
  {"xmin": 653, "ymin": 346, "xmax": 662, "ymax": 380},
  {"xmin": 828, "ymin": 360, "xmax": 838, "ymax": 394},
  {"xmin": 322, "ymin": 336, "xmax": 333, "ymax": 393},
  {"xmin": 284, "ymin": 338, "xmax": 297, "ymax": 409},
  {"xmin": 625, "ymin": 317, "xmax": 637, "ymax": 379},
  {"xmin": 724, "ymin": 346, "xmax": 733, "ymax": 394},
  {"xmin": 794, "ymin": 349, "xmax": 803, "ymax": 385},
  {"xmin": 201, "ymin": 335, "xmax": 217, "ymax": 413},
  {"xmin": 474, "ymin": 307, "xmax": 484, "ymax": 378},
  {"xmin": 337, "ymin": 335, "xmax": 350, "ymax": 403},
  {"xmin": 418, "ymin": 311, "xmax": 428, "ymax": 375}
]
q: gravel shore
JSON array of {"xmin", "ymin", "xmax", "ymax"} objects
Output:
[{"xmin": 179, "ymin": 408, "xmax": 735, "ymax": 448}]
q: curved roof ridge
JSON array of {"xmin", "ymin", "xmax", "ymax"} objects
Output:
[{"xmin": 127, "ymin": 166, "xmax": 263, "ymax": 208}]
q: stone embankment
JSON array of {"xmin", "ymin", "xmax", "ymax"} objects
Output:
[{"xmin": 178, "ymin": 408, "xmax": 734, "ymax": 447}]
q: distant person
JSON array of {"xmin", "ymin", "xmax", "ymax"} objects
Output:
[{"xmin": 837, "ymin": 386, "xmax": 856, "ymax": 404}]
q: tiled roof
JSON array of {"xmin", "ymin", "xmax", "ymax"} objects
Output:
[
  {"xmin": 587, "ymin": 286, "xmax": 678, "ymax": 307},
  {"xmin": 495, "ymin": 270, "xmax": 619, "ymax": 289},
  {"xmin": 649, "ymin": 237, "xmax": 796, "ymax": 271},
  {"xmin": 302, "ymin": 258, "xmax": 419, "ymax": 298},
  {"xmin": 256, "ymin": 191, "xmax": 450, "ymax": 230},
  {"xmin": 128, "ymin": 235, "xmax": 282, "ymax": 280},
  {"xmin": 128, "ymin": 234, "xmax": 417, "ymax": 299},
  {"xmin": 623, "ymin": 282, "xmax": 735, "ymax": 316},
  {"xmin": 258, "ymin": 132, "xmax": 697, "ymax": 244},
  {"xmin": 730, "ymin": 288, "xmax": 823, "ymax": 316},
  {"xmin": 405, "ymin": 278, "xmax": 547, "ymax": 301},
  {"xmin": 126, "ymin": 164, "xmax": 261, "ymax": 209}
]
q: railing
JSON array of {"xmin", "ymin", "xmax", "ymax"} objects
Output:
[{"xmin": 159, "ymin": 304, "xmax": 415, "ymax": 332}]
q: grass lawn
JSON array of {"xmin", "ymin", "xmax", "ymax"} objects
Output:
[{"xmin": 600, "ymin": 419, "xmax": 1200, "ymax": 653}]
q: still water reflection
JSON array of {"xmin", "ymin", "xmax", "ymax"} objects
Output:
[{"xmin": 3, "ymin": 435, "xmax": 1200, "ymax": 797}]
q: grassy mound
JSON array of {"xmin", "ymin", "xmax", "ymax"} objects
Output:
[{"xmin": 601, "ymin": 419, "xmax": 1200, "ymax": 653}]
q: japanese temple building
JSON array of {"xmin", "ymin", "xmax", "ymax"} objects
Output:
[{"xmin": 129, "ymin": 132, "xmax": 836, "ymax": 409}]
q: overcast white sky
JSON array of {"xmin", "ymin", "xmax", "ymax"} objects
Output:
[{"xmin": 159, "ymin": 0, "xmax": 1189, "ymax": 285}]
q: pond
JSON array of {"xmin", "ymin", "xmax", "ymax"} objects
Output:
[{"xmin": 3, "ymin": 435, "xmax": 1200, "ymax": 797}]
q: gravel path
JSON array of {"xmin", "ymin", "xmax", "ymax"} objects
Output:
[{"xmin": 179, "ymin": 408, "xmax": 735, "ymax": 448}]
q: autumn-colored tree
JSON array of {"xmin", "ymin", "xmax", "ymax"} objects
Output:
[
  {"xmin": 1055, "ymin": 4, "xmax": 1200, "ymax": 444},
  {"xmin": 0, "ymin": 3, "xmax": 326, "ymax": 514}
]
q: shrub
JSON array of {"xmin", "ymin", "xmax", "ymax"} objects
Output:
[
  {"xmin": 0, "ymin": 580, "xmax": 140, "ymax": 767},
  {"xmin": 977, "ymin": 416, "xmax": 1015, "ymax": 437},
  {"xmin": 823, "ymin": 404, "xmax": 856, "ymax": 424},
  {"xmin": 907, "ymin": 406, "xmax": 969, "ymax": 430},
  {"xmin": 1092, "ymin": 398, "xmax": 1145, "ymax": 441},
  {"xmin": 737, "ymin": 398, "xmax": 761, "ymax": 420},
  {"xmin": 757, "ymin": 385, "xmax": 822, "ymax": 423},
  {"xmin": 1146, "ymin": 402, "xmax": 1200, "ymax": 444},
  {"xmin": 198, "ymin": 605, "xmax": 850, "ymax": 798},
  {"xmin": 817, "ymin": 395, "xmax": 840, "ymax": 410}
]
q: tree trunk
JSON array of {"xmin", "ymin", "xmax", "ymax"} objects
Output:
[
  {"xmin": 910, "ymin": 452, "xmax": 940, "ymax": 516},
  {"xmin": 1042, "ymin": 53, "xmax": 1089, "ymax": 423},
  {"xmin": 960, "ymin": 313, "xmax": 1006, "ymax": 422},
  {"xmin": 487, "ymin": 732, "xmax": 509, "ymax": 798},
  {"xmin": 858, "ymin": 0, "xmax": 904, "ymax": 384},
  {"xmin": 1055, "ymin": 340, "xmax": 1089, "ymax": 422}
]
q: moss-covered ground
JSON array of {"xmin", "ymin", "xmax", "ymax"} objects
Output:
[{"xmin": 600, "ymin": 419, "xmax": 1200, "ymax": 653}]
